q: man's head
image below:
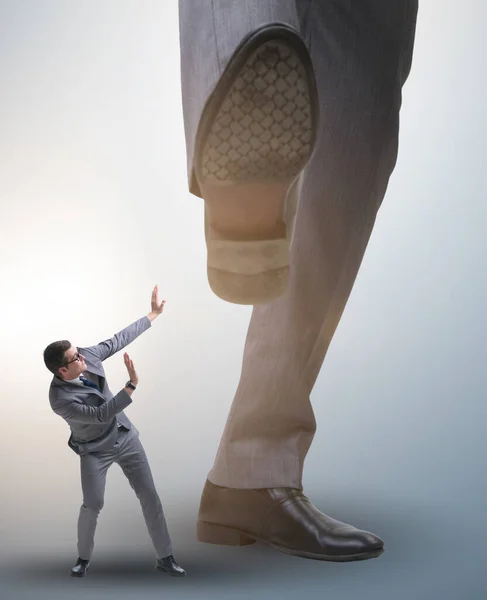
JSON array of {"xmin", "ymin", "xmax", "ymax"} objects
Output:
[{"xmin": 43, "ymin": 341, "xmax": 87, "ymax": 379}]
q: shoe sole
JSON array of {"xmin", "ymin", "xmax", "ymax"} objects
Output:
[
  {"xmin": 197, "ymin": 520, "xmax": 384, "ymax": 562},
  {"xmin": 195, "ymin": 24, "xmax": 317, "ymax": 185},
  {"xmin": 194, "ymin": 24, "xmax": 318, "ymax": 304}
]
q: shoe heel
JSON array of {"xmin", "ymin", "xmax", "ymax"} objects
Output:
[{"xmin": 197, "ymin": 521, "xmax": 256, "ymax": 546}]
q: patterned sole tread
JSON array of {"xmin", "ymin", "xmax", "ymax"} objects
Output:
[{"xmin": 201, "ymin": 39, "xmax": 314, "ymax": 183}]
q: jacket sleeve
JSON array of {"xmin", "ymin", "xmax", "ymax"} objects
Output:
[
  {"xmin": 83, "ymin": 316, "xmax": 152, "ymax": 362},
  {"xmin": 50, "ymin": 389, "xmax": 132, "ymax": 424}
]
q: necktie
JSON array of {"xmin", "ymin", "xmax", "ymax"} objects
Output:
[{"xmin": 80, "ymin": 375, "xmax": 102, "ymax": 392}]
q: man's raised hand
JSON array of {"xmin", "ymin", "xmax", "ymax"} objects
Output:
[{"xmin": 148, "ymin": 284, "xmax": 165, "ymax": 321}]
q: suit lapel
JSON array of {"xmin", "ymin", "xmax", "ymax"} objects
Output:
[
  {"xmin": 79, "ymin": 371, "xmax": 105, "ymax": 398},
  {"xmin": 81, "ymin": 355, "xmax": 106, "ymax": 392}
]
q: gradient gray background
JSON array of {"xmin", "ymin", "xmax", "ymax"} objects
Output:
[{"xmin": 0, "ymin": 1, "xmax": 485, "ymax": 599}]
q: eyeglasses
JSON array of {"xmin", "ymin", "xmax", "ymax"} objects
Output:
[{"xmin": 63, "ymin": 348, "xmax": 81, "ymax": 367}]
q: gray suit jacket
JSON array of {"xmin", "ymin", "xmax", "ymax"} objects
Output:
[{"xmin": 49, "ymin": 316, "xmax": 151, "ymax": 455}]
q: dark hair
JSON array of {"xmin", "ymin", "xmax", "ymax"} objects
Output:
[{"xmin": 43, "ymin": 340, "xmax": 72, "ymax": 374}]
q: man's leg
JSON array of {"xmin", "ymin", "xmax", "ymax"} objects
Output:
[
  {"xmin": 197, "ymin": 0, "xmax": 419, "ymax": 560},
  {"xmin": 72, "ymin": 450, "xmax": 113, "ymax": 575},
  {"xmin": 116, "ymin": 430, "xmax": 185, "ymax": 577}
]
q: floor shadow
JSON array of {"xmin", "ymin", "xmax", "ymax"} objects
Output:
[{"xmin": 1, "ymin": 492, "xmax": 452, "ymax": 590}]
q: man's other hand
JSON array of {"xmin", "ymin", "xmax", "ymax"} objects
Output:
[{"xmin": 123, "ymin": 352, "xmax": 139, "ymax": 386}]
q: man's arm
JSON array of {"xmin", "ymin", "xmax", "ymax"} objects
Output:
[
  {"xmin": 84, "ymin": 285, "xmax": 166, "ymax": 362},
  {"xmin": 50, "ymin": 387, "xmax": 135, "ymax": 424},
  {"xmin": 84, "ymin": 316, "xmax": 152, "ymax": 362}
]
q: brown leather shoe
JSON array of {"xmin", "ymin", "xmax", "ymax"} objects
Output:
[{"xmin": 197, "ymin": 480, "xmax": 384, "ymax": 562}]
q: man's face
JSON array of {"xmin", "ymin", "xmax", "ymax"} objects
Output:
[{"xmin": 58, "ymin": 345, "xmax": 87, "ymax": 379}]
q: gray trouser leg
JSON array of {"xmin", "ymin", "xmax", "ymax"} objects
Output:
[
  {"xmin": 78, "ymin": 450, "xmax": 113, "ymax": 560},
  {"xmin": 116, "ymin": 430, "xmax": 173, "ymax": 559}
]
